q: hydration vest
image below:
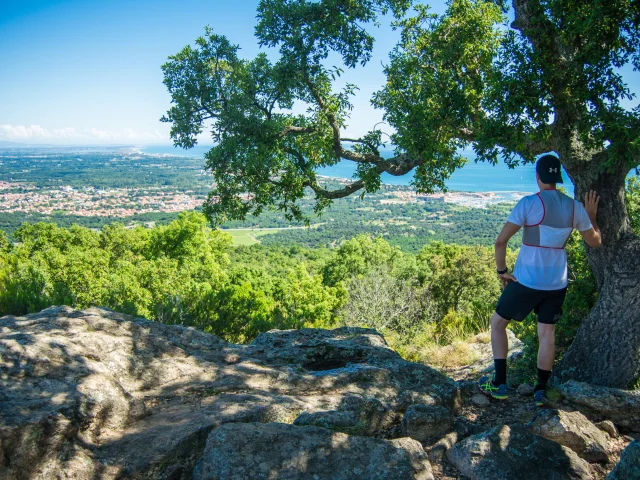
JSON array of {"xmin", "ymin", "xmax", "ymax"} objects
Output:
[{"xmin": 522, "ymin": 189, "xmax": 575, "ymax": 250}]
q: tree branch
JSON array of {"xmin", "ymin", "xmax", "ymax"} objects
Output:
[
  {"xmin": 278, "ymin": 126, "xmax": 317, "ymax": 138},
  {"xmin": 303, "ymin": 74, "xmax": 344, "ymax": 159},
  {"xmin": 341, "ymin": 137, "xmax": 381, "ymax": 156},
  {"xmin": 511, "ymin": 0, "xmax": 580, "ymax": 151},
  {"xmin": 253, "ymin": 100, "xmax": 271, "ymax": 120},
  {"xmin": 302, "ymin": 71, "xmax": 422, "ymax": 176},
  {"xmin": 285, "ymin": 146, "xmax": 368, "ymax": 199},
  {"xmin": 307, "ymin": 178, "xmax": 368, "ymax": 199}
]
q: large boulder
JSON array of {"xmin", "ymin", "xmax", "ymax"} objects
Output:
[
  {"xmin": 608, "ymin": 440, "xmax": 640, "ymax": 480},
  {"xmin": 446, "ymin": 425, "xmax": 592, "ymax": 480},
  {"xmin": 0, "ymin": 306, "xmax": 456, "ymax": 478},
  {"xmin": 193, "ymin": 422, "xmax": 435, "ymax": 480},
  {"xmin": 527, "ymin": 409, "xmax": 611, "ymax": 462},
  {"xmin": 558, "ymin": 380, "xmax": 640, "ymax": 431}
]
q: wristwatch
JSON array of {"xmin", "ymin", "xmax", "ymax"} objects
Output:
[{"xmin": 497, "ymin": 268, "xmax": 508, "ymax": 275}]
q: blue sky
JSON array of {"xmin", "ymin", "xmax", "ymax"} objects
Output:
[{"xmin": 0, "ymin": 0, "xmax": 638, "ymax": 146}]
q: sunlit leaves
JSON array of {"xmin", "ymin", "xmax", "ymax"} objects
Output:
[
  {"xmin": 373, "ymin": 0, "xmax": 504, "ymax": 188},
  {"xmin": 0, "ymin": 215, "xmax": 346, "ymax": 343}
]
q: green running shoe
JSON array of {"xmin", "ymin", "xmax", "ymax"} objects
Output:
[
  {"xmin": 534, "ymin": 387, "xmax": 548, "ymax": 407},
  {"xmin": 478, "ymin": 375, "xmax": 509, "ymax": 400}
]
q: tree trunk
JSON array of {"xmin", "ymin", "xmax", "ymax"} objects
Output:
[{"xmin": 556, "ymin": 159, "xmax": 640, "ymax": 388}]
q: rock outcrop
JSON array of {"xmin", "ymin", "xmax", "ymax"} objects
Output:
[
  {"xmin": 1, "ymin": 306, "xmax": 636, "ymax": 479},
  {"xmin": 0, "ymin": 306, "xmax": 456, "ymax": 479},
  {"xmin": 558, "ymin": 380, "xmax": 640, "ymax": 431}
]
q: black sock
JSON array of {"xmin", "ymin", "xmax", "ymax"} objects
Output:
[
  {"xmin": 494, "ymin": 359, "xmax": 507, "ymax": 385},
  {"xmin": 536, "ymin": 368, "xmax": 552, "ymax": 391}
]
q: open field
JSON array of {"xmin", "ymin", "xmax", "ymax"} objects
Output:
[
  {"xmin": 220, "ymin": 227, "xmax": 299, "ymax": 246},
  {"xmin": 222, "ymin": 229, "xmax": 261, "ymax": 246},
  {"xmin": 221, "ymin": 225, "xmax": 325, "ymax": 246}
]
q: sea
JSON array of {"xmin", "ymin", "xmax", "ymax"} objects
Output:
[{"xmin": 139, "ymin": 145, "xmax": 562, "ymax": 194}]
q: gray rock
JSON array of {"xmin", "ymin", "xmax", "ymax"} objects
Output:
[
  {"xmin": 517, "ymin": 383, "xmax": 535, "ymax": 396},
  {"xmin": 428, "ymin": 432, "xmax": 459, "ymax": 461},
  {"xmin": 528, "ymin": 409, "xmax": 611, "ymax": 462},
  {"xmin": 402, "ymin": 404, "xmax": 453, "ymax": 443},
  {"xmin": 446, "ymin": 425, "xmax": 592, "ymax": 480},
  {"xmin": 595, "ymin": 420, "xmax": 618, "ymax": 438},
  {"xmin": 293, "ymin": 397, "xmax": 399, "ymax": 435},
  {"xmin": 294, "ymin": 410, "xmax": 360, "ymax": 431},
  {"xmin": 558, "ymin": 380, "xmax": 640, "ymax": 430},
  {"xmin": 470, "ymin": 393, "xmax": 490, "ymax": 407},
  {"xmin": 608, "ymin": 440, "xmax": 640, "ymax": 480},
  {"xmin": 193, "ymin": 422, "xmax": 435, "ymax": 480},
  {"xmin": 0, "ymin": 306, "xmax": 455, "ymax": 478}
]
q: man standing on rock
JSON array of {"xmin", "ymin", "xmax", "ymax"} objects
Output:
[{"xmin": 478, "ymin": 154, "xmax": 602, "ymax": 406}]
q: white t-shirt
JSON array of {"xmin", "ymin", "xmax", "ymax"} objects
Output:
[{"xmin": 507, "ymin": 192, "xmax": 592, "ymax": 290}]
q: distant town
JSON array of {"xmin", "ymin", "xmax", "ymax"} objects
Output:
[{"xmin": 0, "ymin": 149, "xmax": 527, "ymax": 218}]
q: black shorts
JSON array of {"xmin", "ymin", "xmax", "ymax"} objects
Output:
[{"xmin": 496, "ymin": 282, "xmax": 567, "ymax": 325}]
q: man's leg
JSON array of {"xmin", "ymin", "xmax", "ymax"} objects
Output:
[
  {"xmin": 490, "ymin": 312, "xmax": 510, "ymax": 385},
  {"xmin": 536, "ymin": 322, "xmax": 555, "ymax": 391}
]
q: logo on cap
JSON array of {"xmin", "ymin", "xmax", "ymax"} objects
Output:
[{"xmin": 549, "ymin": 168, "xmax": 558, "ymax": 173}]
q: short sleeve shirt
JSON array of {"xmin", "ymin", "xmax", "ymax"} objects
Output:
[{"xmin": 507, "ymin": 192, "xmax": 592, "ymax": 290}]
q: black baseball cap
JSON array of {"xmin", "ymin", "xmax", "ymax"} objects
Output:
[{"xmin": 536, "ymin": 154, "xmax": 564, "ymax": 184}]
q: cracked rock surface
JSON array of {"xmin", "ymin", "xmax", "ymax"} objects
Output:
[
  {"xmin": 1, "ymin": 306, "xmax": 637, "ymax": 480},
  {"xmin": 0, "ymin": 307, "xmax": 456, "ymax": 479}
]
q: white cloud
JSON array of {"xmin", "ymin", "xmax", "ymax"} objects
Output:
[{"xmin": 0, "ymin": 124, "xmax": 168, "ymax": 144}]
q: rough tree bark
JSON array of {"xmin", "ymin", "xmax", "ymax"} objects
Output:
[{"xmin": 558, "ymin": 156, "xmax": 640, "ymax": 388}]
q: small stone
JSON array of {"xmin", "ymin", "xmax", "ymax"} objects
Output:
[
  {"xmin": 471, "ymin": 394, "xmax": 490, "ymax": 407},
  {"xmin": 428, "ymin": 432, "xmax": 459, "ymax": 461},
  {"xmin": 517, "ymin": 383, "xmax": 535, "ymax": 396},
  {"xmin": 595, "ymin": 420, "xmax": 618, "ymax": 438}
]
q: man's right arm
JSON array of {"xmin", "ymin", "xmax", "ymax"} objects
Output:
[{"xmin": 579, "ymin": 190, "xmax": 602, "ymax": 248}]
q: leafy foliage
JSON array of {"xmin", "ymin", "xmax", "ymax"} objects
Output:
[{"xmin": 0, "ymin": 213, "xmax": 345, "ymax": 342}]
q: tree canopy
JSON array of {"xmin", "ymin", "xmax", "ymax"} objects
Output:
[{"xmin": 162, "ymin": 0, "xmax": 639, "ymax": 225}]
